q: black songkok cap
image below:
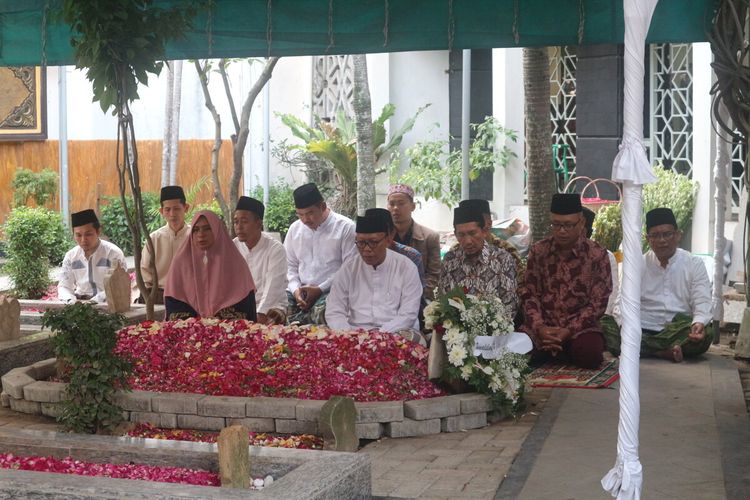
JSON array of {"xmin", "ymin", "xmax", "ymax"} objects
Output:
[
  {"xmin": 71, "ymin": 209, "xmax": 99, "ymax": 228},
  {"xmin": 459, "ymin": 199, "xmax": 491, "ymax": 216},
  {"xmin": 356, "ymin": 215, "xmax": 388, "ymax": 234},
  {"xmin": 160, "ymin": 185, "xmax": 185, "ymax": 203},
  {"xmin": 550, "ymin": 193, "xmax": 582, "ymax": 214},
  {"xmin": 582, "ymin": 207, "xmax": 596, "ymax": 238},
  {"xmin": 364, "ymin": 208, "xmax": 394, "ymax": 231},
  {"xmin": 235, "ymin": 196, "xmax": 265, "ymax": 219},
  {"xmin": 453, "ymin": 206, "xmax": 484, "ymax": 227},
  {"xmin": 646, "ymin": 207, "xmax": 677, "ymax": 230},
  {"xmin": 293, "ymin": 183, "xmax": 324, "ymax": 209}
]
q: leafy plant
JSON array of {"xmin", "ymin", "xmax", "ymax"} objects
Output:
[
  {"xmin": 43, "ymin": 303, "xmax": 131, "ymax": 434},
  {"xmin": 592, "ymin": 203, "xmax": 623, "ymax": 253},
  {"xmin": 146, "ymin": 175, "xmax": 210, "ymax": 224},
  {"xmin": 3, "ymin": 207, "xmax": 71, "ymax": 298},
  {"xmin": 276, "ymin": 104, "xmax": 428, "ymax": 217},
  {"xmin": 188, "ymin": 199, "xmax": 225, "ymax": 222},
  {"xmin": 642, "ymin": 164, "xmax": 699, "ymax": 250},
  {"xmin": 396, "ymin": 117, "xmax": 518, "ymax": 208},
  {"xmin": 11, "ymin": 168, "xmax": 58, "ymax": 207},
  {"xmin": 251, "ymin": 179, "xmax": 298, "ymax": 240},
  {"xmin": 100, "ymin": 192, "xmax": 162, "ymax": 255}
]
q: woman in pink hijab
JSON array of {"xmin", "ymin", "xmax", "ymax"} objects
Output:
[{"xmin": 164, "ymin": 210, "xmax": 257, "ymax": 320}]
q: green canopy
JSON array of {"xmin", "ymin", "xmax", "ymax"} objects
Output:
[{"xmin": 0, "ymin": 0, "xmax": 717, "ymax": 66}]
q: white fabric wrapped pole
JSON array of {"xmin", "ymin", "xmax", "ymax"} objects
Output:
[
  {"xmin": 602, "ymin": 1, "xmax": 658, "ymax": 499},
  {"xmin": 713, "ymin": 103, "xmax": 731, "ymax": 325}
]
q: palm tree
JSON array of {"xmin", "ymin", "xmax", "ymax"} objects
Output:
[{"xmin": 523, "ymin": 47, "xmax": 555, "ymax": 242}]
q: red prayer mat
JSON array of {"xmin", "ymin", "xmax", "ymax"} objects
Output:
[{"xmin": 528, "ymin": 358, "xmax": 619, "ymax": 389}]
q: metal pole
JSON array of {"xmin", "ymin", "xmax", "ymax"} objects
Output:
[
  {"xmin": 461, "ymin": 49, "xmax": 472, "ymax": 201},
  {"xmin": 262, "ymin": 63, "xmax": 271, "ymax": 209},
  {"xmin": 58, "ymin": 67, "xmax": 70, "ymax": 226}
]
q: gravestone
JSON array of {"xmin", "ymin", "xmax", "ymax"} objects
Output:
[
  {"xmin": 217, "ymin": 425, "xmax": 251, "ymax": 488},
  {"xmin": 0, "ymin": 296, "xmax": 21, "ymax": 342},
  {"xmin": 319, "ymin": 396, "xmax": 358, "ymax": 452},
  {"xmin": 104, "ymin": 267, "xmax": 131, "ymax": 314},
  {"xmin": 427, "ymin": 330, "xmax": 447, "ymax": 380}
]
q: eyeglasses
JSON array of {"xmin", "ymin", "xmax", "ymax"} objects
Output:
[
  {"xmin": 647, "ymin": 231, "xmax": 676, "ymax": 241},
  {"xmin": 549, "ymin": 221, "xmax": 580, "ymax": 232},
  {"xmin": 354, "ymin": 236, "xmax": 387, "ymax": 250}
]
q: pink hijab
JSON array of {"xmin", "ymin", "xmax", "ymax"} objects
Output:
[{"xmin": 164, "ymin": 210, "xmax": 255, "ymax": 317}]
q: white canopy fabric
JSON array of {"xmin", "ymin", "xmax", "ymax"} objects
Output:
[{"xmin": 602, "ymin": 0, "xmax": 659, "ymax": 498}]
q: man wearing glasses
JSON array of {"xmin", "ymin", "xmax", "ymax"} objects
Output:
[
  {"xmin": 602, "ymin": 207, "xmax": 712, "ymax": 362},
  {"xmin": 325, "ymin": 213, "xmax": 424, "ymax": 344},
  {"xmin": 437, "ymin": 206, "xmax": 518, "ymax": 317},
  {"xmin": 521, "ymin": 193, "xmax": 612, "ymax": 369}
]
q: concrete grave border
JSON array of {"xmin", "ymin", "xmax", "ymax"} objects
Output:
[{"xmin": 2, "ymin": 358, "xmax": 496, "ymax": 439}]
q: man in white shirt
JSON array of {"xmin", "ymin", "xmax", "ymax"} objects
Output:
[
  {"xmin": 285, "ymin": 183, "xmax": 357, "ymax": 325},
  {"xmin": 233, "ymin": 196, "xmax": 288, "ymax": 325},
  {"xmin": 59, "ymin": 209, "xmax": 127, "ymax": 304},
  {"xmin": 602, "ymin": 207, "xmax": 712, "ymax": 362},
  {"xmin": 140, "ymin": 185, "xmax": 190, "ymax": 304},
  {"xmin": 326, "ymin": 213, "xmax": 424, "ymax": 345}
]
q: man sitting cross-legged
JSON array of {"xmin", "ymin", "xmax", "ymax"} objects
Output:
[
  {"xmin": 233, "ymin": 196, "xmax": 288, "ymax": 325},
  {"xmin": 325, "ymin": 214, "xmax": 424, "ymax": 345},
  {"xmin": 521, "ymin": 193, "xmax": 612, "ymax": 369},
  {"xmin": 285, "ymin": 183, "xmax": 357, "ymax": 325},
  {"xmin": 601, "ymin": 207, "xmax": 713, "ymax": 362},
  {"xmin": 59, "ymin": 209, "xmax": 127, "ymax": 304},
  {"xmin": 438, "ymin": 206, "xmax": 518, "ymax": 317}
]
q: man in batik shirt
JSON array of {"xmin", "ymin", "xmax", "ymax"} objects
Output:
[
  {"xmin": 438, "ymin": 206, "xmax": 517, "ymax": 317},
  {"xmin": 521, "ymin": 193, "xmax": 612, "ymax": 369}
]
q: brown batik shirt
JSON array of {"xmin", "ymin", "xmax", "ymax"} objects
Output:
[
  {"xmin": 438, "ymin": 242, "xmax": 518, "ymax": 317},
  {"xmin": 521, "ymin": 234, "xmax": 612, "ymax": 348}
]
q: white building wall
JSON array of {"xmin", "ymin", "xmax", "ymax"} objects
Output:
[{"xmin": 691, "ymin": 42, "xmax": 715, "ymax": 255}]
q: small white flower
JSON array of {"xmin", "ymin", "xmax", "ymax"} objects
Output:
[
  {"xmin": 448, "ymin": 345, "xmax": 467, "ymax": 366},
  {"xmin": 448, "ymin": 298, "xmax": 466, "ymax": 312},
  {"xmin": 460, "ymin": 364, "xmax": 473, "ymax": 380}
]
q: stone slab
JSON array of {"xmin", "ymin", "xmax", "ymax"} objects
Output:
[
  {"xmin": 177, "ymin": 414, "xmax": 226, "ymax": 431},
  {"xmin": 385, "ymin": 417, "xmax": 441, "ymax": 438},
  {"xmin": 226, "ymin": 417, "xmax": 276, "ymax": 432},
  {"xmin": 0, "ymin": 333, "xmax": 54, "ymax": 378},
  {"xmin": 355, "ymin": 422, "xmax": 383, "ymax": 440},
  {"xmin": 275, "ymin": 419, "xmax": 318, "ymax": 435},
  {"xmin": 459, "ymin": 393, "xmax": 493, "ymax": 414},
  {"xmin": 1, "ymin": 368, "xmax": 36, "ymax": 399},
  {"xmin": 0, "ymin": 391, "xmax": 9, "ymax": 408},
  {"xmin": 41, "ymin": 402, "xmax": 63, "ymax": 419},
  {"xmin": 295, "ymin": 399, "xmax": 326, "ymax": 421},
  {"xmin": 245, "ymin": 397, "xmax": 298, "ymax": 419},
  {"xmin": 129, "ymin": 411, "xmax": 161, "ymax": 425},
  {"xmin": 9, "ymin": 397, "xmax": 41, "ymax": 415},
  {"xmin": 404, "ymin": 395, "xmax": 462, "ymax": 420},
  {"xmin": 198, "ymin": 395, "xmax": 248, "ymax": 418},
  {"xmin": 355, "ymin": 401, "xmax": 403, "ymax": 423},
  {"xmin": 441, "ymin": 412, "xmax": 488, "ymax": 432},
  {"xmin": 114, "ymin": 390, "xmax": 157, "ymax": 412},
  {"xmin": 152, "ymin": 393, "xmax": 204, "ymax": 414},
  {"xmin": 23, "ymin": 381, "xmax": 66, "ymax": 403},
  {"xmin": 30, "ymin": 358, "xmax": 58, "ymax": 380},
  {"xmin": 159, "ymin": 413, "xmax": 178, "ymax": 429}
]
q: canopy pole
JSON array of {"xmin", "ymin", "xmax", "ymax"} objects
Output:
[
  {"xmin": 602, "ymin": 1, "xmax": 659, "ymax": 499},
  {"xmin": 461, "ymin": 49, "xmax": 471, "ymax": 200},
  {"xmin": 712, "ymin": 102, "xmax": 731, "ymax": 343},
  {"xmin": 58, "ymin": 66, "xmax": 70, "ymax": 226},
  {"xmin": 262, "ymin": 63, "xmax": 271, "ymax": 209}
]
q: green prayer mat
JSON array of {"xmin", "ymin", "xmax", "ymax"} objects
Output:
[{"xmin": 601, "ymin": 313, "xmax": 713, "ymax": 358}]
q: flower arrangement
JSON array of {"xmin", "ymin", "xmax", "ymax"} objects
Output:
[
  {"xmin": 114, "ymin": 318, "xmax": 444, "ymax": 402},
  {"xmin": 127, "ymin": 423, "xmax": 323, "ymax": 449},
  {"xmin": 424, "ymin": 288, "xmax": 529, "ymax": 412}
]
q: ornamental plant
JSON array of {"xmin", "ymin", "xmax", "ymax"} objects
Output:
[
  {"xmin": 642, "ymin": 164, "xmax": 698, "ymax": 250},
  {"xmin": 99, "ymin": 192, "xmax": 162, "ymax": 255},
  {"xmin": 11, "ymin": 167, "xmax": 58, "ymax": 207},
  {"xmin": 3, "ymin": 207, "xmax": 70, "ymax": 298},
  {"xmin": 251, "ymin": 179, "xmax": 297, "ymax": 240},
  {"xmin": 43, "ymin": 304, "xmax": 131, "ymax": 434},
  {"xmin": 592, "ymin": 203, "xmax": 623, "ymax": 253},
  {"xmin": 424, "ymin": 287, "xmax": 529, "ymax": 413}
]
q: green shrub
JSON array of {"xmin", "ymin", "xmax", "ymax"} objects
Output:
[
  {"xmin": 43, "ymin": 303, "xmax": 130, "ymax": 434},
  {"xmin": 99, "ymin": 193, "xmax": 161, "ymax": 255},
  {"xmin": 592, "ymin": 203, "xmax": 622, "ymax": 253},
  {"xmin": 3, "ymin": 207, "xmax": 71, "ymax": 298},
  {"xmin": 251, "ymin": 179, "xmax": 297, "ymax": 240},
  {"xmin": 188, "ymin": 198, "xmax": 225, "ymax": 223},
  {"xmin": 12, "ymin": 167, "xmax": 58, "ymax": 207},
  {"xmin": 642, "ymin": 165, "xmax": 698, "ymax": 250}
]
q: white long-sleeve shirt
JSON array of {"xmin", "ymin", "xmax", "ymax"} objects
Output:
[
  {"xmin": 641, "ymin": 248, "xmax": 712, "ymax": 331},
  {"xmin": 284, "ymin": 211, "xmax": 356, "ymax": 294},
  {"xmin": 606, "ymin": 250, "xmax": 619, "ymax": 316},
  {"xmin": 140, "ymin": 223, "xmax": 190, "ymax": 289},
  {"xmin": 233, "ymin": 233, "xmax": 288, "ymax": 315},
  {"xmin": 325, "ymin": 249, "xmax": 422, "ymax": 333},
  {"xmin": 58, "ymin": 239, "xmax": 127, "ymax": 303}
]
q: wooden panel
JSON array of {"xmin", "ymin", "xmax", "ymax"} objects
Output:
[{"xmin": 0, "ymin": 139, "xmax": 236, "ymax": 225}]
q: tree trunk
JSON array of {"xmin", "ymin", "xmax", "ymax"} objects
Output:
[
  {"xmin": 160, "ymin": 61, "xmax": 174, "ymax": 188},
  {"xmin": 352, "ymin": 54, "xmax": 375, "ymax": 215},
  {"xmin": 523, "ymin": 47, "xmax": 555, "ymax": 242},
  {"xmin": 169, "ymin": 60, "xmax": 183, "ymax": 185}
]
